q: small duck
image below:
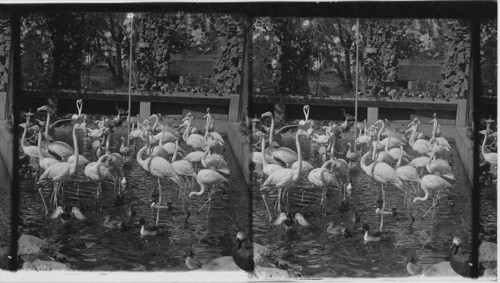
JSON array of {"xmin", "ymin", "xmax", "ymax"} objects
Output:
[
  {"xmin": 362, "ymin": 224, "xmax": 385, "ymax": 242},
  {"xmin": 273, "ymin": 212, "xmax": 310, "ymax": 231},
  {"xmin": 406, "ymin": 256, "xmax": 423, "ymax": 275},
  {"xmin": 151, "ymin": 201, "xmax": 173, "ymax": 212},
  {"xmin": 338, "ymin": 200, "xmax": 350, "ymax": 212},
  {"xmin": 294, "ymin": 213, "xmax": 310, "ymax": 227},
  {"xmin": 139, "ymin": 218, "xmax": 159, "ymax": 236},
  {"xmin": 50, "ymin": 206, "xmax": 71, "ymax": 225},
  {"xmin": 375, "ymin": 207, "xmax": 396, "ymax": 216},
  {"xmin": 185, "ymin": 250, "xmax": 202, "ymax": 270},
  {"xmin": 345, "ymin": 180, "xmax": 352, "ymax": 197},
  {"xmin": 450, "ymin": 236, "xmax": 474, "ymax": 277},
  {"xmin": 71, "ymin": 207, "xmax": 87, "ymax": 221},
  {"xmin": 102, "ymin": 215, "xmax": 124, "ymax": 229},
  {"xmin": 326, "ymin": 221, "xmax": 346, "ymax": 235},
  {"xmin": 127, "ymin": 206, "xmax": 136, "ymax": 218}
]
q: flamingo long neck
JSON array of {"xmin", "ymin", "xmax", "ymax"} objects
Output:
[
  {"xmin": 378, "ymin": 121, "xmax": 385, "ymax": 141},
  {"xmin": 330, "ymin": 135, "xmax": 336, "ymax": 162},
  {"xmin": 432, "ymin": 119, "xmax": 438, "ymax": 137},
  {"xmin": 70, "ymin": 125, "xmax": 79, "ymax": 175},
  {"xmin": 481, "ymin": 133, "xmax": 488, "ymax": 156},
  {"xmin": 189, "ymin": 179, "xmax": 206, "ymax": 197},
  {"xmin": 261, "ymin": 137, "xmax": 268, "ymax": 167},
  {"xmin": 293, "ymin": 131, "xmax": 303, "ymax": 182},
  {"xmin": 396, "ymin": 145, "xmax": 403, "ymax": 168},
  {"xmin": 44, "ymin": 111, "xmax": 50, "ymax": 140},
  {"xmin": 321, "ymin": 159, "xmax": 332, "ymax": 169},
  {"xmin": 21, "ymin": 118, "xmax": 28, "ymax": 148},
  {"xmin": 269, "ymin": 114, "xmax": 275, "ymax": 147},
  {"xmin": 319, "ymin": 168, "xmax": 328, "ymax": 185},
  {"xmin": 360, "ymin": 151, "xmax": 370, "ymax": 174},
  {"xmin": 159, "ymin": 127, "xmax": 166, "ymax": 146},
  {"xmin": 37, "ymin": 131, "xmax": 44, "ymax": 160},
  {"xmin": 105, "ymin": 129, "xmax": 111, "ymax": 155},
  {"xmin": 151, "ymin": 114, "xmax": 159, "ymax": 132},
  {"xmin": 171, "ymin": 140, "xmax": 179, "ymax": 163},
  {"xmin": 413, "ymin": 183, "xmax": 429, "ymax": 203},
  {"xmin": 385, "ymin": 136, "xmax": 390, "ymax": 152},
  {"xmin": 409, "ymin": 126, "xmax": 417, "ymax": 147},
  {"xmin": 204, "ymin": 118, "xmax": 210, "ymax": 139}
]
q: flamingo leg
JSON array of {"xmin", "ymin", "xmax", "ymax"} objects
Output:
[
  {"xmin": 262, "ymin": 194, "xmax": 272, "ymax": 222},
  {"xmin": 158, "ymin": 178, "xmax": 162, "ymax": 204},
  {"xmin": 276, "ymin": 188, "xmax": 282, "ymax": 213},
  {"xmin": 155, "ymin": 207, "xmax": 160, "ymax": 226},
  {"xmin": 39, "ymin": 188, "xmax": 48, "ymax": 215},
  {"xmin": 379, "ymin": 184, "xmax": 386, "ymax": 232}
]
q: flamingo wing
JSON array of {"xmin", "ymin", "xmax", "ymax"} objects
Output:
[
  {"xmin": 40, "ymin": 162, "xmax": 71, "ymax": 182},
  {"xmin": 421, "ymin": 174, "xmax": 453, "ymax": 190},
  {"xmin": 372, "ymin": 162, "xmax": 403, "ymax": 189},
  {"xmin": 198, "ymin": 169, "xmax": 228, "ymax": 185},
  {"xmin": 263, "ymin": 169, "xmax": 293, "ymax": 188}
]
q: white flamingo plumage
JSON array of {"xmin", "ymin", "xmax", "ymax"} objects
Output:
[
  {"xmin": 260, "ymin": 111, "xmax": 298, "ymax": 167},
  {"xmin": 84, "ymin": 154, "xmax": 114, "ymax": 198},
  {"xmin": 257, "ymin": 135, "xmax": 283, "ymax": 178},
  {"xmin": 171, "ymin": 141, "xmax": 197, "ymax": 200},
  {"xmin": 409, "ymin": 125, "xmax": 431, "ymax": 156},
  {"xmin": 20, "ymin": 115, "xmax": 39, "ymax": 159},
  {"xmin": 149, "ymin": 126, "xmax": 170, "ymax": 159},
  {"xmin": 180, "ymin": 118, "xmax": 205, "ymax": 151},
  {"xmin": 201, "ymin": 145, "xmax": 230, "ymax": 175},
  {"xmin": 137, "ymin": 130, "xmax": 182, "ymax": 225},
  {"xmin": 35, "ymin": 127, "xmax": 59, "ymax": 171},
  {"xmin": 37, "ymin": 123, "xmax": 86, "ymax": 215},
  {"xmin": 394, "ymin": 144, "xmax": 421, "ymax": 203},
  {"xmin": 260, "ymin": 129, "xmax": 309, "ymax": 218},
  {"xmin": 426, "ymin": 152, "xmax": 455, "ymax": 181},
  {"xmin": 413, "ymin": 174, "xmax": 453, "ymax": 219},
  {"xmin": 481, "ymin": 130, "xmax": 498, "ymax": 165},
  {"xmin": 308, "ymin": 160, "xmax": 339, "ymax": 204},
  {"xmin": 188, "ymin": 168, "xmax": 229, "ymax": 214},
  {"xmin": 163, "ymin": 140, "xmax": 185, "ymax": 156},
  {"xmin": 103, "ymin": 128, "xmax": 124, "ymax": 191},
  {"xmin": 360, "ymin": 143, "xmax": 403, "ymax": 231},
  {"xmin": 37, "ymin": 105, "xmax": 74, "ymax": 161}
]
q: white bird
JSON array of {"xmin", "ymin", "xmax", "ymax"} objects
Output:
[
  {"xmin": 258, "ymin": 134, "xmax": 283, "ymax": 177},
  {"xmin": 180, "ymin": 117, "xmax": 205, "ymax": 151},
  {"xmin": 260, "ymin": 129, "xmax": 309, "ymax": 219},
  {"xmin": 171, "ymin": 142, "xmax": 197, "ymax": 200},
  {"xmin": 202, "ymin": 144, "xmax": 230, "ymax": 175},
  {"xmin": 360, "ymin": 143, "xmax": 403, "ymax": 231},
  {"xmin": 481, "ymin": 130, "xmax": 497, "ymax": 166},
  {"xmin": 189, "ymin": 169, "xmax": 229, "ymax": 214},
  {"xmin": 37, "ymin": 123, "xmax": 86, "ymax": 215},
  {"xmin": 408, "ymin": 124, "xmax": 431, "ymax": 156},
  {"xmin": 35, "ymin": 127, "xmax": 59, "ymax": 171},
  {"xmin": 84, "ymin": 154, "xmax": 114, "ymax": 198},
  {"xmin": 137, "ymin": 129, "xmax": 182, "ymax": 225},
  {"xmin": 394, "ymin": 144, "xmax": 421, "ymax": 203},
  {"xmin": 103, "ymin": 128, "xmax": 124, "ymax": 191},
  {"xmin": 413, "ymin": 174, "xmax": 453, "ymax": 219},
  {"xmin": 307, "ymin": 160, "xmax": 338, "ymax": 204},
  {"xmin": 37, "ymin": 105, "xmax": 74, "ymax": 161},
  {"xmin": 20, "ymin": 114, "xmax": 41, "ymax": 159},
  {"xmin": 260, "ymin": 111, "xmax": 298, "ymax": 167},
  {"xmin": 426, "ymin": 151, "xmax": 455, "ymax": 181}
]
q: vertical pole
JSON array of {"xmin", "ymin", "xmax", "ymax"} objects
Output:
[
  {"xmin": 240, "ymin": 17, "xmax": 252, "ymax": 121},
  {"xmin": 126, "ymin": 13, "xmax": 134, "ymax": 147},
  {"xmin": 354, "ymin": 19, "xmax": 359, "ymax": 146}
]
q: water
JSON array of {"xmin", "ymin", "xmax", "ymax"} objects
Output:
[
  {"xmin": 250, "ymin": 130, "xmax": 477, "ymax": 278},
  {"xmin": 18, "ymin": 122, "xmax": 250, "ymax": 271}
]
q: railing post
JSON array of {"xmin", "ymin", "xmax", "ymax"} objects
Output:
[{"xmin": 139, "ymin": 101, "xmax": 151, "ymax": 122}]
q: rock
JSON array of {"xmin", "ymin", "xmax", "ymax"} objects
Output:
[
  {"xmin": 482, "ymin": 268, "xmax": 497, "ymax": 279},
  {"xmin": 22, "ymin": 261, "xmax": 37, "ymax": 271},
  {"xmin": 479, "ymin": 242, "xmax": 497, "ymax": 263},
  {"xmin": 254, "ymin": 266, "xmax": 293, "ymax": 280},
  {"xmin": 201, "ymin": 256, "xmax": 242, "ymax": 271},
  {"xmin": 422, "ymin": 261, "xmax": 459, "ymax": 277},
  {"xmin": 31, "ymin": 259, "xmax": 71, "ymax": 271},
  {"xmin": 253, "ymin": 242, "xmax": 270, "ymax": 258},
  {"xmin": 18, "ymin": 235, "xmax": 49, "ymax": 256}
]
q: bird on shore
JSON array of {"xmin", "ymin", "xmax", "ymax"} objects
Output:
[{"xmin": 406, "ymin": 256, "xmax": 423, "ymax": 275}]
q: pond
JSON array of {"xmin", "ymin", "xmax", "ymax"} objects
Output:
[
  {"xmin": 249, "ymin": 125, "xmax": 476, "ymax": 278},
  {"xmin": 18, "ymin": 121, "xmax": 250, "ymax": 272}
]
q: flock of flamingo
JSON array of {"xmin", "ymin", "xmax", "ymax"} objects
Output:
[
  {"xmin": 17, "ymin": 99, "xmax": 496, "ymax": 275},
  {"xmin": 250, "ymin": 105, "xmax": 497, "ymax": 240},
  {"xmin": 19, "ymin": 99, "xmax": 231, "ymax": 232}
]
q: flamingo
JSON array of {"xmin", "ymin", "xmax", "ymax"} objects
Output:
[
  {"xmin": 480, "ymin": 130, "xmax": 497, "ymax": 166},
  {"xmin": 408, "ymin": 123, "xmax": 431, "ymax": 156},
  {"xmin": 379, "ymin": 118, "xmax": 407, "ymax": 142},
  {"xmin": 346, "ymin": 142, "xmax": 360, "ymax": 161},
  {"xmin": 260, "ymin": 111, "xmax": 298, "ymax": 167},
  {"xmin": 405, "ymin": 120, "xmax": 427, "ymax": 140},
  {"xmin": 188, "ymin": 169, "xmax": 229, "ymax": 215},
  {"xmin": 162, "ymin": 140, "xmax": 186, "ymax": 156},
  {"xmin": 119, "ymin": 136, "xmax": 133, "ymax": 156},
  {"xmin": 307, "ymin": 160, "xmax": 339, "ymax": 205},
  {"xmin": 170, "ymin": 140, "xmax": 197, "ymax": 200},
  {"xmin": 204, "ymin": 114, "xmax": 225, "ymax": 149},
  {"xmin": 84, "ymin": 154, "xmax": 114, "ymax": 198},
  {"xmin": 394, "ymin": 144, "xmax": 421, "ymax": 204},
  {"xmin": 429, "ymin": 116, "xmax": 451, "ymax": 149},
  {"xmin": 256, "ymin": 133, "xmax": 283, "ymax": 184},
  {"xmin": 36, "ymin": 105, "xmax": 73, "ymax": 142},
  {"xmin": 201, "ymin": 143, "xmax": 230, "ymax": 175},
  {"xmin": 260, "ymin": 129, "xmax": 309, "ymax": 218},
  {"xmin": 374, "ymin": 136, "xmax": 395, "ymax": 164},
  {"xmin": 20, "ymin": 113, "xmax": 39, "ymax": 159},
  {"xmin": 37, "ymin": 105, "xmax": 75, "ymax": 161},
  {"xmin": 408, "ymin": 156, "xmax": 431, "ymax": 177},
  {"xmin": 372, "ymin": 120, "xmax": 386, "ymax": 151},
  {"xmin": 183, "ymin": 150, "xmax": 205, "ymax": 172},
  {"xmin": 137, "ymin": 129, "xmax": 181, "ymax": 225},
  {"xmin": 151, "ymin": 117, "xmax": 178, "ymax": 145},
  {"xmin": 360, "ymin": 143, "xmax": 403, "ymax": 231},
  {"xmin": 180, "ymin": 116, "xmax": 205, "ymax": 151},
  {"xmin": 149, "ymin": 126, "xmax": 170, "ymax": 159},
  {"xmin": 35, "ymin": 126, "xmax": 59, "ymax": 171},
  {"xmin": 103, "ymin": 128, "xmax": 124, "ymax": 191},
  {"xmin": 413, "ymin": 174, "xmax": 453, "ymax": 219},
  {"xmin": 37, "ymin": 123, "xmax": 86, "ymax": 215},
  {"xmin": 329, "ymin": 135, "xmax": 348, "ymax": 191},
  {"xmin": 426, "ymin": 151, "xmax": 455, "ymax": 181},
  {"xmin": 71, "ymin": 99, "xmax": 83, "ymax": 120},
  {"xmin": 88, "ymin": 121, "xmax": 105, "ymax": 139}
]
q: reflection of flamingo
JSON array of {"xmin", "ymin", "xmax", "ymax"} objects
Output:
[
  {"xmin": 189, "ymin": 169, "xmax": 229, "ymax": 215},
  {"xmin": 137, "ymin": 129, "xmax": 182, "ymax": 225},
  {"xmin": 37, "ymin": 123, "xmax": 86, "ymax": 215},
  {"xmin": 360, "ymin": 143, "xmax": 403, "ymax": 231},
  {"xmin": 413, "ymin": 174, "xmax": 453, "ymax": 219},
  {"xmin": 260, "ymin": 129, "xmax": 309, "ymax": 218}
]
